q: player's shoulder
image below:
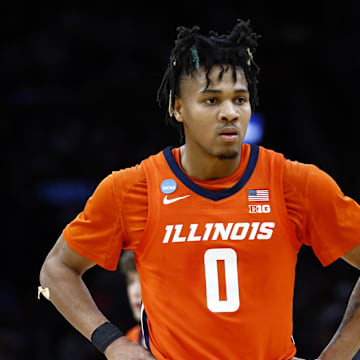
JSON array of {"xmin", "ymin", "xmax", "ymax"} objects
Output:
[
  {"xmin": 110, "ymin": 149, "xmax": 169, "ymax": 198},
  {"xmin": 89, "ymin": 163, "xmax": 146, "ymax": 206},
  {"xmin": 258, "ymin": 145, "xmax": 316, "ymax": 177},
  {"xmin": 283, "ymin": 157, "xmax": 315, "ymax": 180},
  {"xmin": 111, "ymin": 148, "xmax": 172, "ymax": 192},
  {"xmin": 281, "ymin": 154, "xmax": 342, "ymax": 203},
  {"xmin": 258, "ymin": 146, "xmax": 309, "ymax": 175},
  {"xmin": 111, "ymin": 162, "xmax": 147, "ymax": 194},
  {"xmin": 113, "ymin": 163, "xmax": 145, "ymax": 181},
  {"xmin": 282, "ymin": 155, "xmax": 330, "ymax": 183},
  {"xmin": 258, "ymin": 145, "xmax": 287, "ymax": 163},
  {"xmin": 260, "ymin": 146, "xmax": 337, "ymax": 195}
]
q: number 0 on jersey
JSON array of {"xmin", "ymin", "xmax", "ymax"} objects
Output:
[{"xmin": 204, "ymin": 248, "xmax": 240, "ymax": 313}]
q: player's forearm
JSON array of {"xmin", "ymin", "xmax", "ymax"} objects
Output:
[
  {"xmin": 319, "ymin": 277, "xmax": 360, "ymax": 359},
  {"xmin": 39, "ymin": 256, "xmax": 108, "ymax": 341}
]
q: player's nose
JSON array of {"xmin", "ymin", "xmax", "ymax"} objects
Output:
[{"xmin": 218, "ymin": 100, "xmax": 239, "ymax": 122}]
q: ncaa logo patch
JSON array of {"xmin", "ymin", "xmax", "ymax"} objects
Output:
[{"xmin": 160, "ymin": 179, "xmax": 177, "ymax": 194}]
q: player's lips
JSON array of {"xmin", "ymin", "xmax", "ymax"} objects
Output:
[{"xmin": 218, "ymin": 126, "xmax": 239, "ymax": 142}]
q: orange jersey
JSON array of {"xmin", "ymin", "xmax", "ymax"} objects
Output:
[
  {"xmin": 126, "ymin": 324, "xmax": 143, "ymax": 345},
  {"xmin": 63, "ymin": 144, "xmax": 360, "ymax": 360}
]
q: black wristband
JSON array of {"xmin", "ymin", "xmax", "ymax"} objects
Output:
[{"xmin": 91, "ymin": 322, "xmax": 125, "ymax": 353}]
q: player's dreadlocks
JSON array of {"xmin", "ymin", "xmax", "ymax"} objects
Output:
[{"xmin": 157, "ymin": 19, "xmax": 261, "ymax": 139}]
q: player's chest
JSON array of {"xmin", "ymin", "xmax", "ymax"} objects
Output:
[{"xmin": 147, "ymin": 183, "xmax": 283, "ymax": 255}]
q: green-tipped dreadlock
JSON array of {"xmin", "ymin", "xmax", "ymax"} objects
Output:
[{"xmin": 157, "ymin": 19, "xmax": 261, "ymax": 140}]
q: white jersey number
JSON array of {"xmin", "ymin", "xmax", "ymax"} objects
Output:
[{"xmin": 204, "ymin": 248, "xmax": 240, "ymax": 313}]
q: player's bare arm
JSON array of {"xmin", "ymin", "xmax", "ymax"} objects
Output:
[
  {"xmin": 39, "ymin": 234, "xmax": 104, "ymax": 338},
  {"xmin": 318, "ymin": 244, "xmax": 360, "ymax": 359},
  {"xmin": 39, "ymin": 235, "xmax": 153, "ymax": 359}
]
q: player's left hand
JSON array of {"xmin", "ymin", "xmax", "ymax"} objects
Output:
[{"xmin": 104, "ymin": 336, "xmax": 155, "ymax": 359}]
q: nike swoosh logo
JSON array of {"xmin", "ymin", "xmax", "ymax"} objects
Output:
[{"xmin": 163, "ymin": 195, "xmax": 190, "ymax": 205}]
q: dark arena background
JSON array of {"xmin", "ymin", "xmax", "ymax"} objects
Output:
[{"xmin": 3, "ymin": 2, "xmax": 360, "ymax": 359}]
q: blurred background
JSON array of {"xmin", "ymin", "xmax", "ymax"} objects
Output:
[{"xmin": 3, "ymin": 1, "xmax": 360, "ymax": 359}]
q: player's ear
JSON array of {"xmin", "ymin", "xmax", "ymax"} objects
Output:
[{"xmin": 174, "ymin": 97, "xmax": 184, "ymax": 123}]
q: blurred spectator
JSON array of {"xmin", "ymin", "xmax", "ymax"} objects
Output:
[{"xmin": 119, "ymin": 250, "xmax": 146, "ymax": 348}]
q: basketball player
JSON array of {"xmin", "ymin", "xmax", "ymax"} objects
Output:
[{"xmin": 39, "ymin": 20, "xmax": 360, "ymax": 359}]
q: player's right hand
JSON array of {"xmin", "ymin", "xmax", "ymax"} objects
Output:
[{"xmin": 104, "ymin": 336, "xmax": 155, "ymax": 359}]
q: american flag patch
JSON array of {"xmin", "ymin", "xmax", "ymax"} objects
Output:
[{"xmin": 248, "ymin": 189, "xmax": 270, "ymax": 202}]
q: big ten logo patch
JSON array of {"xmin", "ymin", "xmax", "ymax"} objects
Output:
[{"xmin": 248, "ymin": 204, "xmax": 271, "ymax": 214}]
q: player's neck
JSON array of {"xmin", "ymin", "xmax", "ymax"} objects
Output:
[{"xmin": 179, "ymin": 144, "xmax": 241, "ymax": 180}]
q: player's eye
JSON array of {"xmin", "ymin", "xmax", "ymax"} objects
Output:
[
  {"xmin": 205, "ymin": 97, "xmax": 217, "ymax": 105},
  {"xmin": 234, "ymin": 96, "xmax": 247, "ymax": 105}
]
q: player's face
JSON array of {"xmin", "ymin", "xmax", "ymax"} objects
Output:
[
  {"xmin": 174, "ymin": 65, "xmax": 251, "ymax": 160},
  {"xmin": 127, "ymin": 271, "xmax": 142, "ymax": 322}
]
